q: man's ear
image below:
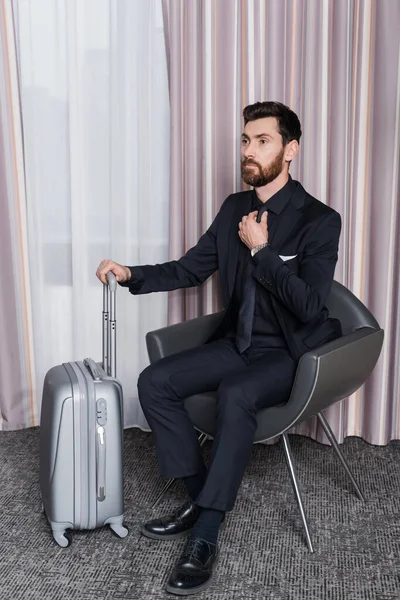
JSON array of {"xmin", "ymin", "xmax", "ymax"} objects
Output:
[{"xmin": 284, "ymin": 140, "xmax": 299, "ymax": 162}]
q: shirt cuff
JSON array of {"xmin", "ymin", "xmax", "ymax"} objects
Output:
[{"xmin": 251, "ymin": 244, "xmax": 281, "ymax": 265}]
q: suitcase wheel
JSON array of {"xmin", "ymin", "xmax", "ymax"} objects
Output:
[
  {"xmin": 109, "ymin": 522, "xmax": 129, "ymax": 539},
  {"xmin": 52, "ymin": 529, "xmax": 72, "ymax": 548}
]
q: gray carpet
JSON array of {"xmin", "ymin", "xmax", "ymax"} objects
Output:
[{"xmin": 1, "ymin": 428, "xmax": 400, "ymax": 600}]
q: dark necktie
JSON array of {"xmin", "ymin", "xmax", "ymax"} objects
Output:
[{"xmin": 235, "ymin": 204, "xmax": 269, "ymax": 354}]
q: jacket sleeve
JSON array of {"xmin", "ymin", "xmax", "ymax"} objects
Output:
[
  {"xmin": 119, "ymin": 198, "xmax": 230, "ymax": 295},
  {"xmin": 251, "ymin": 211, "xmax": 341, "ymax": 323}
]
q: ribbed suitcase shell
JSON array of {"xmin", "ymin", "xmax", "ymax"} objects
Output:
[{"xmin": 39, "ymin": 274, "xmax": 128, "ymax": 547}]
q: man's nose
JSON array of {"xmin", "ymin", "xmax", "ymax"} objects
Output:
[{"xmin": 243, "ymin": 143, "xmax": 255, "ymax": 159}]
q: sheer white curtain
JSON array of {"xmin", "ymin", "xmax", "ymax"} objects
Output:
[{"xmin": 15, "ymin": 0, "xmax": 169, "ymax": 428}]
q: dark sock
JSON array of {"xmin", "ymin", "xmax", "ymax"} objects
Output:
[
  {"xmin": 183, "ymin": 469, "xmax": 207, "ymax": 502},
  {"xmin": 191, "ymin": 508, "xmax": 225, "ymax": 545}
]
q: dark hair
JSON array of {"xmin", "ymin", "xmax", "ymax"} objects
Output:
[{"xmin": 243, "ymin": 101, "xmax": 302, "ymax": 146}]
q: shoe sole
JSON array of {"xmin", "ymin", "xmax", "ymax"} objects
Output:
[
  {"xmin": 165, "ymin": 557, "xmax": 219, "ymax": 596},
  {"xmin": 140, "ymin": 526, "xmax": 193, "ymax": 541},
  {"xmin": 165, "ymin": 580, "xmax": 212, "ymax": 596}
]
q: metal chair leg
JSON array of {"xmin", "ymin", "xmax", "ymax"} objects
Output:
[
  {"xmin": 281, "ymin": 433, "xmax": 314, "ymax": 553},
  {"xmin": 151, "ymin": 433, "xmax": 209, "ymax": 509},
  {"xmin": 317, "ymin": 412, "xmax": 364, "ymax": 502},
  {"xmin": 197, "ymin": 432, "xmax": 209, "ymax": 448},
  {"xmin": 151, "ymin": 478, "xmax": 176, "ymax": 509}
]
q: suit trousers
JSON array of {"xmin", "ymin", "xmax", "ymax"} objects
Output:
[{"xmin": 137, "ymin": 338, "xmax": 296, "ymax": 512}]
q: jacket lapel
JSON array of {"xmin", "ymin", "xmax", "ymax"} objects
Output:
[
  {"xmin": 267, "ymin": 182, "xmax": 306, "ymax": 251},
  {"xmin": 267, "ymin": 183, "xmax": 307, "ymax": 360}
]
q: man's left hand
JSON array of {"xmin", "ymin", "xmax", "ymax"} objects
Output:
[{"xmin": 238, "ymin": 210, "xmax": 269, "ymax": 250}]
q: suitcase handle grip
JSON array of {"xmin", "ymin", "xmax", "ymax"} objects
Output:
[
  {"xmin": 107, "ymin": 271, "xmax": 117, "ymax": 291},
  {"xmin": 102, "ymin": 272, "xmax": 117, "ymax": 377},
  {"xmin": 84, "ymin": 358, "xmax": 102, "ymax": 381}
]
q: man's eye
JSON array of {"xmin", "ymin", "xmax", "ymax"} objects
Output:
[
  {"xmin": 260, "ymin": 139, "xmax": 268, "ymax": 144},
  {"xmin": 241, "ymin": 139, "xmax": 248, "ymax": 145}
]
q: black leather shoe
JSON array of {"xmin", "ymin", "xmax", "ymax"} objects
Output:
[
  {"xmin": 141, "ymin": 500, "xmax": 200, "ymax": 540},
  {"xmin": 165, "ymin": 537, "xmax": 219, "ymax": 596}
]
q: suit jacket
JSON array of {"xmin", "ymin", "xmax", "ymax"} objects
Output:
[{"xmin": 124, "ymin": 180, "xmax": 342, "ymax": 361}]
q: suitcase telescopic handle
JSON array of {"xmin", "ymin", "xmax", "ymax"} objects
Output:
[{"xmin": 102, "ymin": 272, "xmax": 117, "ymax": 377}]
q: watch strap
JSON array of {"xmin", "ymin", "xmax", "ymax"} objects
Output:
[{"xmin": 251, "ymin": 242, "xmax": 269, "ymax": 257}]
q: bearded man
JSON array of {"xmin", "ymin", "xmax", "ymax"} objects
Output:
[{"xmin": 96, "ymin": 101, "xmax": 342, "ymax": 596}]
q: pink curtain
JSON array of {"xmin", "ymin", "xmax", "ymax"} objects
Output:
[
  {"xmin": 0, "ymin": 1, "xmax": 36, "ymax": 429},
  {"xmin": 162, "ymin": 0, "xmax": 400, "ymax": 445}
]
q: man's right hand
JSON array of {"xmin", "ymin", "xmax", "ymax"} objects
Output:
[{"xmin": 96, "ymin": 260, "xmax": 131, "ymax": 285}]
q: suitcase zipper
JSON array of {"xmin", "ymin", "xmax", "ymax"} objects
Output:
[
  {"xmin": 63, "ymin": 363, "xmax": 88, "ymax": 530},
  {"xmin": 68, "ymin": 362, "xmax": 96, "ymax": 530}
]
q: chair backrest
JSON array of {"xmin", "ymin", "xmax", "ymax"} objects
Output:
[{"xmin": 325, "ymin": 281, "xmax": 380, "ymax": 334}]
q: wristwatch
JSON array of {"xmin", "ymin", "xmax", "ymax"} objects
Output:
[{"xmin": 251, "ymin": 242, "xmax": 269, "ymax": 257}]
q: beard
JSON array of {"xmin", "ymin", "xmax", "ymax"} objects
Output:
[{"xmin": 241, "ymin": 148, "xmax": 285, "ymax": 187}]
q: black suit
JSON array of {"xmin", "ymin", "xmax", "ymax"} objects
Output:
[{"xmin": 122, "ymin": 178, "xmax": 342, "ymax": 511}]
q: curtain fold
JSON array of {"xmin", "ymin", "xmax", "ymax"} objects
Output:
[
  {"xmin": 162, "ymin": 0, "xmax": 400, "ymax": 445},
  {"xmin": 13, "ymin": 0, "xmax": 170, "ymax": 429},
  {"xmin": 0, "ymin": 0, "xmax": 36, "ymax": 430}
]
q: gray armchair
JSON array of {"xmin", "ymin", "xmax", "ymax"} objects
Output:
[{"xmin": 145, "ymin": 281, "xmax": 384, "ymax": 552}]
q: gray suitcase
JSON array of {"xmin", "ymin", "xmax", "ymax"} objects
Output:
[{"xmin": 39, "ymin": 273, "xmax": 129, "ymax": 547}]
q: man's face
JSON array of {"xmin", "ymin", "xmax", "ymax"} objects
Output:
[{"xmin": 240, "ymin": 117, "xmax": 286, "ymax": 187}]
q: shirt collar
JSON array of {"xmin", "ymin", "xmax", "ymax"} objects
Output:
[{"xmin": 252, "ymin": 175, "xmax": 297, "ymax": 214}]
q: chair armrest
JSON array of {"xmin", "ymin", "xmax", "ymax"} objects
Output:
[
  {"xmin": 289, "ymin": 326, "xmax": 384, "ymax": 425},
  {"xmin": 146, "ymin": 311, "xmax": 225, "ymax": 363},
  {"xmin": 254, "ymin": 327, "xmax": 384, "ymax": 443}
]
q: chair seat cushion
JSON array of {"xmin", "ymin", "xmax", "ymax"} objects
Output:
[
  {"xmin": 184, "ymin": 393, "xmax": 287, "ymax": 442},
  {"xmin": 184, "ymin": 393, "xmax": 218, "ymax": 436}
]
